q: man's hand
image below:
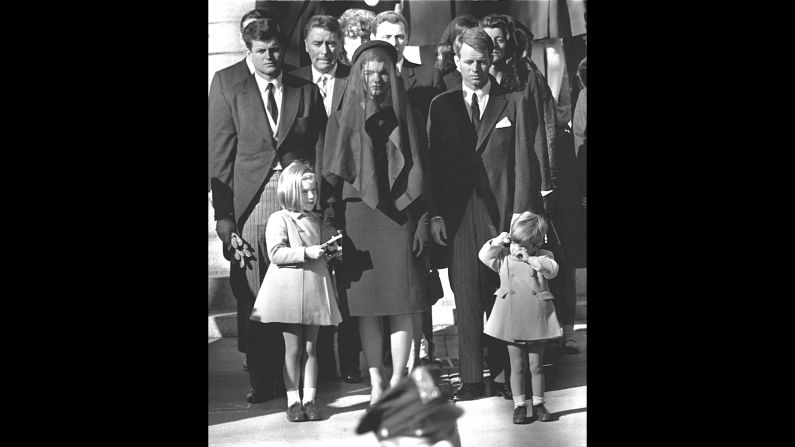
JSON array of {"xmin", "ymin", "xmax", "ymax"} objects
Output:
[
  {"xmin": 216, "ymin": 217, "xmax": 236, "ymax": 245},
  {"xmin": 431, "ymin": 218, "xmax": 448, "ymax": 246},
  {"xmin": 413, "ymin": 227, "xmax": 431, "ymax": 258}
]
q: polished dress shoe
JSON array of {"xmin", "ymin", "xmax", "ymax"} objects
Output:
[
  {"xmin": 302, "ymin": 401, "xmax": 322, "ymax": 421},
  {"xmin": 513, "ymin": 405, "xmax": 531, "ymax": 424},
  {"xmin": 533, "ymin": 403, "xmax": 554, "ymax": 422},
  {"xmin": 286, "ymin": 402, "xmax": 307, "ymax": 422},
  {"xmin": 563, "ymin": 338, "xmax": 580, "ymax": 354},
  {"xmin": 452, "ymin": 382, "xmax": 485, "ymax": 401},
  {"xmin": 491, "ymin": 382, "xmax": 513, "ymax": 400},
  {"xmin": 246, "ymin": 387, "xmax": 271, "ymax": 404},
  {"xmin": 343, "ymin": 373, "xmax": 363, "ymax": 384}
]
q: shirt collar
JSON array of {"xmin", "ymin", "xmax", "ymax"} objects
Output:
[
  {"xmin": 396, "ymin": 58, "xmax": 404, "ymax": 74},
  {"xmin": 254, "ymin": 71, "xmax": 283, "ymax": 93},
  {"xmin": 311, "ymin": 63, "xmax": 337, "ymax": 83},
  {"xmin": 286, "ymin": 209, "xmax": 317, "ymax": 219},
  {"xmin": 461, "ymin": 78, "xmax": 491, "ymax": 102},
  {"xmin": 245, "ymin": 57, "xmax": 255, "ymax": 74}
]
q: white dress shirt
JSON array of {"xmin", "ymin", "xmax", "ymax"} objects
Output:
[
  {"xmin": 461, "ymin": 79, "xmax": 491, "ymax": 122},
  {"xmin": 245, "ymin": 57, "xmax": 255, "ymax": 74},
  {"xmin": 254, "ymin": 72, "xmax": 284, "ymax": 169},
  {"xmin": 311, "ymin": 63, "xmax": 337, "ymax": 116},
  {"xmin": 254, "ymin": 72, "xmax": 283, "ymax": 135}
]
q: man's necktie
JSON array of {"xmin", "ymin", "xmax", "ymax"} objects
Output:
[
  {"xmin": 471, "ymin": 92, "xmax": 480, "ymax": 129},
  {"xmin": 318, "ymin": 75, "xmax": 328, "ymax": 99},
  {"xmin": 266, "ymin": 83, "xmax": 278, "ymax": 123}
]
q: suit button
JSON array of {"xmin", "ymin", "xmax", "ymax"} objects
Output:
[{"xmin": 531, "ymin": 291, "xmax": 537, "ymax": 295}]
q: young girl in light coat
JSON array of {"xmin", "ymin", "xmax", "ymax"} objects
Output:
[
  {"xmin": 250, "ymin": 161, "xmax": 342, "ymax": 422},
  {"xmin": 479, "ymin": 211, "xmax": 562, "ymax": 424}
]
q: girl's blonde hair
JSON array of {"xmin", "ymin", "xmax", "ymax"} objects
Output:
[
  {"xmin": 509, "ymin": 211, "xmax": 547, "ymax": 248},
  {"xmin": 277, "ymin": 160, "xmax": 316, "ymax": 212}
]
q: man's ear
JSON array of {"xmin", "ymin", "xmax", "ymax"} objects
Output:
[
  {"xmin": 454, "ymin": 54, "xmax": 461, "ymax": 73},
  {"xmin": 304, "ymin": 39, "xmax": 310, "ymax": 54}
]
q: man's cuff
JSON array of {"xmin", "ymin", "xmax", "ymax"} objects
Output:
[
  {"xmin": 541, "ymin": 190, "xmax": 553, "ymax": 197},
  {"xmin": 430, "ymin": 216, "xmax": 444, "ymax": 221}
]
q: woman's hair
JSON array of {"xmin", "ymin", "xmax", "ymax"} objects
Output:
[
  {"xmin": 480, "ymin": 14, "xmax": 518, "ymax": 63},
  {"xmin": 510, "ymin": 211, "xmax": 548, "ymax": 248},
  {"xmin": 435, "ymin": 15, "xmax": 478, "ymax": 73},
  {"xmin": 339, "ymin": 8, "xmax": 375, "ymax": 38},
  {"xmin": 480, "ymin": 14, "xmax": 531, "ymax": 92},
  {"xmin": 277, "ymin": 160, "xmax": 316, "ymax": 212}
]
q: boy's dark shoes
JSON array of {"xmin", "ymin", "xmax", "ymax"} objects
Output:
[
  {"xmin": 452, "ymin": 382, "xmax": 485, "ymax": 401},
  {"xmin": 246, "ymin": 387, "xmax": 272, "ymax": 404},
  {"xmin": 303, "ymin": 401, "xmax": 323, "ymax": 421},
  {"xmin": 512, "ymin": 405, "xmax": 531, "ymax": 424},
  {"xmin": 533, "ymin": 403, "xmax": 554, "ymax": 421},
  {"xmin": 286, "ymin": 402, "xmax": 307, "ymax": 422}
]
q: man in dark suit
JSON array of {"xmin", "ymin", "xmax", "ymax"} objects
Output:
[
  {"xmin": 208, "ymin": 9, "xmax": 267, "ymax": 193},
  {"xmin": 371, "ymin": 11, "xmax": 445, "ymax": 123},
  {"xmin": 289, "ymin": 15, "xmax": 363, "ymax": 385},
  {"xmin": 427, "ymin": 27, "xmax": 543, "ymax": 401},
  {"xmin": 209, "ymin": 18, "xmax": 326, "ymax": 403},
  {"xmin": 207, "ymin": 8, "xmax": 266, "ymax": 380}
]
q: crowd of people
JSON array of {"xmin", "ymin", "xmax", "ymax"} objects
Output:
[{"xmin": 209, "ymin": 4, "xmax": 586, "ymax": 441}]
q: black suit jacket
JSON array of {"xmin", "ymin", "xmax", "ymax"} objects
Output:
[
  {"xmin": 428, "ymin": 79, "xmax": 543, "ymax": 244},
  {"xmin": 209, "ymin": 72, "xmax": 326, "ymax": 229},
  {"xmin": 400, "ymin": 50, "xmax": 445, "ymax": 123}
]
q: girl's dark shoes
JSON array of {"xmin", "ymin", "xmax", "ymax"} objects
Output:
[
  {"xmin": 303, "ymin": 401, "xmax": 323, "ymax": 421},
  {"xmin": 286, "ymin": 402, "xmax": 308, "ymax": 422},
  {"xmin": 533, "ymin": 403, "xmax": 553, "ymax": 421},
  {"xmin": 512, "ymin": 406, "xmax": 531, "ymax": 424}
]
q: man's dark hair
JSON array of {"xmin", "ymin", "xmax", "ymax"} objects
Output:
[
  {"xmin": 304, "ymin": 15, "xmax": 343, "ymax": 41},
  {"xmin": 239, "ymin": 9, "xmax": 268, "ymax": 34},
  {"xmin": 454, "ymin": 27, "xmax": 494, "ymax": 57},
  {"xmin": 242, "ymin": 18, "xmax": 282, "ymax": 50}
]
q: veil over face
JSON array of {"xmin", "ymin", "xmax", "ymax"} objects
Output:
[{"xmin": 322, "ymin": 44, "xmax": 426, "ymax": 214}]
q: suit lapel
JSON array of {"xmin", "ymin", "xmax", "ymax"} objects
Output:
[
  {"xmin": 331, "ymin": 74, "xmax": 347, "ymax": 116},
  {"xmin": 240, "ymin": 76, "xmax": 276, "ymax": 146},
  {"xmin": 475, "ymin": 91, "xmax": 507, "ymax": 153},
  {"xmin": 276, "ymin": 83, "xmax": 300, "ymax": 148},
  {"xmin": 401, "ymin": 62, "xmax": 417, "ymax": 91}
]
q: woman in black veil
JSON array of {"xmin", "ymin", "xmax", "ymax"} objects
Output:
[{"xmin": 321, "ymin": 40, "xmax": 430, "ymax": 405}]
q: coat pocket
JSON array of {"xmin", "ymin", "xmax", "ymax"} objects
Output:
[{"xmin": 536, "ymin": 290, "xmax": 555, "ymax": 301}]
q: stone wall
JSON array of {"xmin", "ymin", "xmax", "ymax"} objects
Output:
[{"xmin": 208, "ymin": 0, "xmax": 255, "ymax": 93}]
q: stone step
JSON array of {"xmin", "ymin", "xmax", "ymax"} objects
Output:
[
  {"xmin": 208, "ymin": 275, "xmax": 235, "ymax": 310},
  {"xmin": 208, "ymin": 307, "xmax": 237, "ymax": 339}
]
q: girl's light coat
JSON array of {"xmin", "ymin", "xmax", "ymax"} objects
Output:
[{"xmin": 250, "ymin": 210, "xmax": 342, "ymax": 326}]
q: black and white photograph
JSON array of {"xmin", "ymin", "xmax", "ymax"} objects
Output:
[{"xmin": 208, "ymin": 1, "xmax": 587, "ymax": 445}]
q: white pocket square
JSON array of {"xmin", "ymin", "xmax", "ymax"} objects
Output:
[{"xmin": 495, "ymin": 117, "xmax": 512, "ymax": 128}]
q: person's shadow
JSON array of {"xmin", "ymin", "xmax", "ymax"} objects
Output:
[{"xmin": 551, "ymin": 406, "xmax": 587, "ymax": 420}]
